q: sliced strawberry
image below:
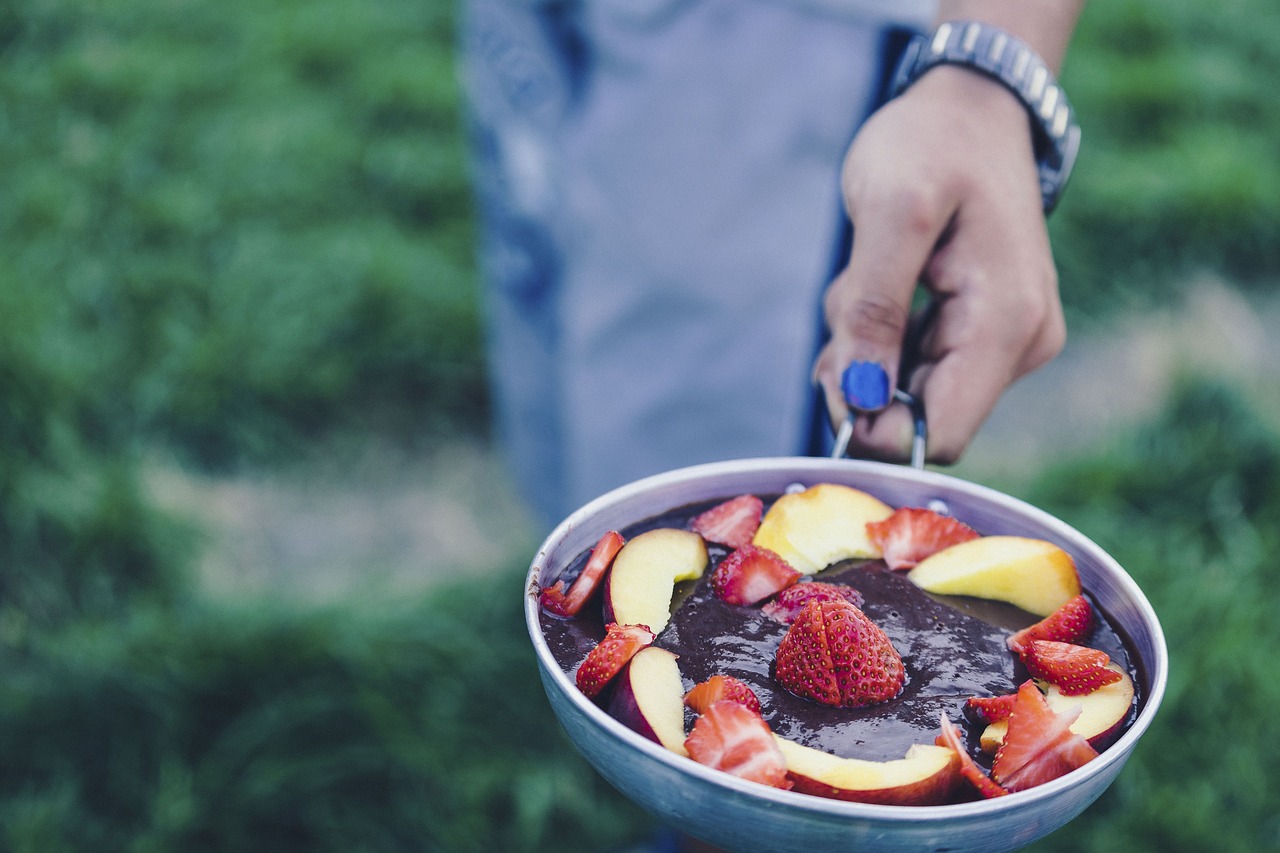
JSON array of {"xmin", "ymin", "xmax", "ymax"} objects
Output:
[
  {"xmin": 575, "ymin": 623, "xmax": 656, "ymax": 699},
  {"xmin": 774, "ymin": 599, "xmax": 904, "ymax": 708},
  {"xmin": 683, "ymin": 700, "xmax": 792, "ymax": 790},
  {"xmin": 690, "ymin": 494, "xmax": 764, "ymax": 550},
  {"xmin": 683, "ymin": 675, "xmax": 762, "ymax": 716},
  {"xmin": 865, "ymin": 507, "xmax": 980, "ymax": 571},
  {"xmin": 937, "ymin": 713, "xmax": 1007, "ymax": 799},
  {"xmin": 1022, "ymin": 640, "xmax": 1123, "ymax": 696},
  {"xmin": 761, "ymin": 581, "xmax": 864, "ymax": 624},
  {"xmin": 992, "ymin": 680, "xmax": 1097, "ymax": 792},
  {"xmin": 541, "ymin": 530, "xmax": 626, "ymax": 618},
  {"xmin": 1007, "ymin": 594, "xmax": 1093, "ymax": 655},
  {"xmin": 966, "ymin": 693, "xmax": 1019, "ymax": 724},
  {"xmin": 712, "ymin": 544, "xmax": 802, "ymax": 606}
]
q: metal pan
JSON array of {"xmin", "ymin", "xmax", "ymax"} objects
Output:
[{"xmin": 525, "ymin": 456, "xmax": 1167, "ymax": 853}]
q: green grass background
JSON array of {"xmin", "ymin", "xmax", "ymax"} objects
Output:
[{"xmin": 0, "ymin": 0, "xmax": 1276, "ymax": 850}]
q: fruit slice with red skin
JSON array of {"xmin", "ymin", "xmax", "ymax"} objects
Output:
[
  {"xmin": 936, "ymin": 714, "xmax": 1007, "ymax": 799},
  {"xmin": 684, "ymin": 700, "xmax": 791, "ymax": 790},
  {"xmin": 774, "ymin": 599, "xmax": 905, "ymax": 708},
  {"xmin": 1007, "ymin": 594, "xmax": 1094, "ymax": 655},
  {"xmin": 712, "ymin": 545, "xmax": 802, "ymax": 606},
  {"xmin": 865, "ymin": 507, "xmax": 980, "ymax": 571},
  {"xmin": 907, "ymin": 535, "xmax": 1082, "ymax": 617},
  {"xmin": 1022, "ymin": 640, "xmax": 1123, "ymax": 696},
  {"xmin": 603, "ymin": 528, "xmax": 708, "ymax": 634},
  {"xmin": 981, "ymin": 666, "xmax": 1135, "ymax": 752},
  {"xmin": 541, "ymin": 530, "xmax": 625, "ymax": 617},
  {"xmin": 575, "ymin": 623, "xmax": 656, "ymax": 699},
  {"xmin": 690, "ymin": 494, "xmax": 764, "ymax": 550},
  {"xmin": 607, "ymin": 646, "xmax": 688, "ymax": 755},
  {"xmin": 762, "ymin": 581, "xmax": 864, "ymax": 624},
  {"xmin": 752, "ymin": 483, "xmax": 893, "ymax": 574},
  {"xmin": 966, "ymin": 693, "xmax": 1019, "ymax": 724},
  {"xmin": 775, "ymin": 738, "xmax": 961, "ymax": 805},
  {"xmin": 684, "ymin": 675, "xmax": 762, "ymax": 716},
  {"xmin": 992, "ymin": 680, "xmax": 1098, "ymax": 792}
]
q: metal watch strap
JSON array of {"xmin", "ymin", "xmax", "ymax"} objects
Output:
[{"xmin": 889, "ymin": 20, "xmax": 1081, "ymax": 214}]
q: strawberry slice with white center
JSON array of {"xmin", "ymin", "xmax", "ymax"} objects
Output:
[
  {"xmin": 937, "ymin": 713, "xmax": 1007, "ymax": 799},
  {"xmin": 865, "ymin": 507, "xmax": 980, "ymax": 571},
  {"xmin": 683, "ymin": 700, "xmax": 792, "ymax": 790},
  {"xmin": 1022, "ymin": 640, "xmax": 1123, "ymax": 696},
  {"xmin": 1007, "ymin": 594, "xmax": 1094, "ymax": 654},
  {"xmin": 575, "ymin": 623, "xmax": 656, "ymax": 699},
  {"xmin": 966, "ymin": 692, "xmax": 1019, "ymax": 724},
  {"xmin": 712, "ymin": 544, "xmax": 802, "ymax": 606},
  {"xmin": 540, "ymin": 529, "xmax": 625, "ymax": 618},
  {"xmin": 690, "ymin": 494, "xmax": 764, "ymax": 550},
  {"xmin": 992, "ymin": 680, "xmax": 1098, "ymax": 792},
  {"xmin": 684, "ymin": 675, "xmax": 762, "ymax": 716}
]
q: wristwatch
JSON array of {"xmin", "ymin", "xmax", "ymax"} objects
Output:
[{"xmin": 889, "ymin": 20, "xmax": 1081, "ymax": 214}]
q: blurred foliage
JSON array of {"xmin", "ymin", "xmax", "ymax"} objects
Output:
[
  {"xmin": 0, "ymin": 572, "xmax": 651, "ymax": 852},
  {"xmin": 0, "ymin": 0, "xmax": 483, "ymax": 469},
  {"xmin": 1055, "ymin": 0, "xmax": 1280, "ymax": 318}
]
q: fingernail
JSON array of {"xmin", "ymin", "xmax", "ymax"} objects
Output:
[{"xmin": 841, "ymin": 360, "xmax": 890, "ymax": 411}]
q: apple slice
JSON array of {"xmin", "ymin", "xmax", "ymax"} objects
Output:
[
  {"xmin": 607, "ymin": 646, "xmax": 688, "ymax": 756},
  {"xmin": 774, "ymin": 738, "xmax": 961, "ymax": 806},
  {"xmin": 604, "ymin": 528, "xmax": 708, "ymax": 634},
  {"xmin": 980, "ymin": 665, "xmax": 1135, "ymax": 752},
  {"xmin": 752, "ymin": 484, "xmax": 893, "ymax": 574},
  {"xmin": 907, "ymin": 535, "xmax": 1081, "ymax": 617}
]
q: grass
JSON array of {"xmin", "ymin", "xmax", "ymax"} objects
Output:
[
  {"xmin": 0, "ymin": 379, "xmax": 1274, "ymax": 852},
  {"xmin": 0, "ymin": 0, "xmax": 1278, "ymax": 850}
]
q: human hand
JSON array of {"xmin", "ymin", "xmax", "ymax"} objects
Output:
[{"xmin": 813, "ymin": 64, "xmax": 1067, "ymax": 463}]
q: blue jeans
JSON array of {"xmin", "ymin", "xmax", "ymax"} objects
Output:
[{"xmin": 461, "ymin": 0, "xmax": 919, "ymax": 529}]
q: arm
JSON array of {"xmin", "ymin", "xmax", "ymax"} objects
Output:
[{"xmin": 813, "ymin": 1, "xmax": 1085, "ymax": 463}]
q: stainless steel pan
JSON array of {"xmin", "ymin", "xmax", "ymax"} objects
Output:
[{"xmin": 525, "ymin": 454, "xmax": 1166, "ymax": 853}]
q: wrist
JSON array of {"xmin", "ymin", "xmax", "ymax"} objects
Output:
[{"xmin": 889, "ymin": 20, "xmax": 1081, "ymax": 213}]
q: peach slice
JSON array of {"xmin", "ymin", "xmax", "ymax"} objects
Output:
[
  {"xmin": 774, "ymin": 738, "xmax": 961, "ymax": 805},
  {"xmin": 752, "ymin": 484, "xmax": 893, "ymax": 574},
  {"xmin": 907, "ymin": 536, "xmax": 1081, "ymax": 617},
  {"xmin": 980, "ymin": 666, "xmax": 1135, "ymax": 752},
  {"xmin": 603, "ymin": 528, "xmax": 708, "ymax": 634},
  {"xmin": 607, "ymin": 646, "xmax": 688, "ymax": 756}
]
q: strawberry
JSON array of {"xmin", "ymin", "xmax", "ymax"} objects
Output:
[
  {"xmin": 712, "ymin": 544, "xmax": 802, "ymax": 606},
  {"xmin": 865, "ymin": 507, "xmax": 980, "ymax": 571},
  {"xmin": 575, "ymin": 623, "xmax": 655, "ymax": 699},
  {"xmin": 1022, "ymin": 640, "xmax": 1123, "ymax": 696},
  {"xmin": 966, "ymin": 693, "xmax": 1019, "ymax": 724},
  {"xmin": 684, "ymin": 675, "xmax": 762, "ymax": 716},
  {"xmin": 541, "ymin": 530, "xmax": 626, "ymax": 618},
  {"xmin": 936, "ymin": 713, "xmax": 1007, "ymax": 799},
  {"xmin": 690, "ymin": 494, "xmax": 764, "ymax": 550},
  {"xmin": 761, "ymin": 581, "xmax": 864, "ymax": 624},
  {"xmin": 683, "ymin": 699, "xmax": 792, "ymax": 790},
  {"xmin": 774, "ymin": 599, "xmax": 905, "ymax": 708},
  {"xmin": 992, "ymin": 680, "xmax": 1097, "ymax": 792},
  {"xmin": 1007, "ymin": 594, "xmax": 1093, "ymax": 655}
]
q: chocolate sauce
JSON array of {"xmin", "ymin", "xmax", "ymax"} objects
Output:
[{"xmin": 538, "ymin": 496, "xmax": 1139, "ymax": 770}]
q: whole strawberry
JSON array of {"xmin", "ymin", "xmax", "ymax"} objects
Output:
[{"xmin": 774, "ymin": 599, "xmax": 905, "ymax": 708}]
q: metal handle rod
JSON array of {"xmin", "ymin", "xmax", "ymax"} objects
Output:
[{"xmin": 830, "ymin": 388, "xmax": 928, "ymax": 469}]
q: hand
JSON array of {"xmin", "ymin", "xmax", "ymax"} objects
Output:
[{"xmin": 813, "ymin": 65, "xmax": 1067, "ymax": 463}]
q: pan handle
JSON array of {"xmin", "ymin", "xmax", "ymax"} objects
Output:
[
  {"xmin": 830, "ymin": 297, "xmax": 936, "ymax": 468},
  {"xmin": 830, "ymin": 388, "xmax": 927, "ymax": 469}
]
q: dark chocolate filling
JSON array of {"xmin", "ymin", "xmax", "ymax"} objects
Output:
[{"xmin": 538, "ymin": 496, "xmax": 1138, "ymax": 771}]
